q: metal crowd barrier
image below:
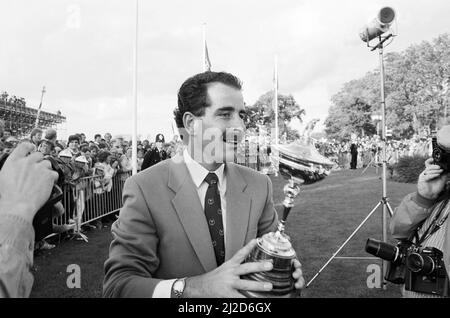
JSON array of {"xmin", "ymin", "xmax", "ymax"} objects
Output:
[
  {"xmin": 52, "ymin": 171, "xmax": 132, "ymax": 238},
  {"xmin": 49, "ymin": 145, "xmax": 275, "ymax": 241}
]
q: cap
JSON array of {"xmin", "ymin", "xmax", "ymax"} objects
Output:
[
  {"xmin": 59, "ymin": 149, "xmax": 73, "ymax": 158},
  {"xmin": 155, "ymin": 133, "xmax": 165, "ymax": 143},
  {"xmin": 75, "ymin": 155, "xmax": 88, "ymax": 164}
]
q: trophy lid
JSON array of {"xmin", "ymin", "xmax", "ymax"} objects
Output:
[{"xmin": 258, "ymin": 231, "xmax": 296, "ymax": 258}]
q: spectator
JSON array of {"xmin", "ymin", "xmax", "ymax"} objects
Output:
[
  {"xmin": 67, "ymin": 135, "xmax": 81, "ymax": 157},
  {"xmin": 0, "ymin": 142, "xmax": 59, "ymax": 297},
  {"xmin": 137, "ymin": 149, "xmax": 144, "ymax": 171},
  {"xmin": 30, "ymin": 128, "xmax": 43, "ymax": 146},
  {"xmin": 119, "ymin": 148, "xmax": 133, "ymax": 173},
  {"xmin": 80, "ymin": 146, "xmax": 93, "ymax": 169},
  {"xmin": 44, "ymin": 128, "xmax": 57, "ymax": 144},
  {"xmin": 3, "ymin": 130, "xmax": 12, "ymax": 141},
  {"xmin": 37, "ymin": 139, "xmax": 54, "ymax": 156},
  {"xmin": 94, "ymin": 151, "xmax": 115, "ymax": 193},
  {"xmin": 104, "ymin": 133, "xmax": 112, "ymax": 147},
  {"xmin": 141, "ymin": 134, "xmax": 167, "ymax": 170},
  {"xmin": 80, "ymin": 133, "xmax": 87, "ymax": 144},
  {"xmin": 94, "ymin": 134, "xmax": 102, "ymax": 145}
]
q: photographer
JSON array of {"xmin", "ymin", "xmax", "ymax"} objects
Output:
[
  {"xmin": 0, "ymin": 142, "xmax": 58, "ymax": 297},
  {"xmin": 390, "ymin": 125, "xmax": 450, "ymax": 298}
]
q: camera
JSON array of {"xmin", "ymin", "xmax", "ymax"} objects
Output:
[
  {"xmin": 366, "ymin": 238, "xmax": 450, "ymax": 296},
  {"xmin": 432, "ymin": 136, "xmax": 450, "ymax": 173},
  {"xmin": 365, "ymin": 238, "xmax": 411, "ymax": 284},
  {"xmin": 0, "ymin": 153, "xmax": 65, "ymax": 241}
]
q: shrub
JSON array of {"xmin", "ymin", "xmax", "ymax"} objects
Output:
[{"xmin": 390, "ymin": 155, "xmax": 427, "ymax": 183}]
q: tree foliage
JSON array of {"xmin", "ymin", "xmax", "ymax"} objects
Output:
[
  {"xmin": 325, "ymin": 33, "xmax": 450, "ymax": 140},
  {"xmin": 245, "ymin": 91, "xmax": 305, "ymax": 141}
]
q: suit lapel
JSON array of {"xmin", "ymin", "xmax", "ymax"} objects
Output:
[
  {"xmin": 168, "ymin": 155, "xmax": 217, "ymax": 272},
  {"xmin": 225, "ymin": 163, "xmax": 251, "ymax": 261}
]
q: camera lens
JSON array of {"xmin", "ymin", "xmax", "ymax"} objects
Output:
[
  {"xmin": 406, "ymin": 253, "xmax": 435, "ymax": 275},
  {"xmin": 365, "ymin": 238, "xmax": 399, "ymax": 262}
]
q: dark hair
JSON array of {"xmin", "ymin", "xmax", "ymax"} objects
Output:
[
  {"xmin": 97, "ymin": 151, "xmax": 110, "ymax": 163},
  {"xmin": 80, "ymin": 146, "xmax": 90, "ymax": 153},
  {"xmin": 44, "ymin": 128, "xmax": 57, "ymax": 140},
  {"xmin": 89, "ymin": 145, "xmax": 99, "ymax": 152},
  {"xmin": 38, "ymin": 139, "xmax": 55, "ymax": 150},
  {"xmin": 30, "ymin": 128, "xmax": 43, "ymax": 138},
  {"xmin": 94, "ymin": 134, "xmax": 101, "ymax": 139},
  {"xmin": 173, "ymin": 71, "xmax": 242, "ymax": 128},
  {"xmin": 68, "ymin": 135, "xmax": 80, "ymax": 144}
]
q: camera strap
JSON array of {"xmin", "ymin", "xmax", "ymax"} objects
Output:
[{"xmin": 416, "ymin": 198, "xmax": 450, "ymax": 246}]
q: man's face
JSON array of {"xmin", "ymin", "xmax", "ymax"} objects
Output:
[
  {"xmin": 95, "ymin": 136, "xmax": 101, "ymax": 143},
  {"xmin": 38, "ymin": 143, "xmax": 51, "ymax": 155},
  {"xmin": 33, "ymin": 133, "xmax": 42, "ymax": 143},
  {"xmin": 189, "ymin": 83, "xmax": 245, "ymax": 165},
  {"xmin": 105, "ymin": 133, "xmax": 112, "ymax": 142},
  {"xmin": 69, "ymin": 140, "xmax": 79, "ymax": 151},
  {"xmin": 80, "ymin": 134, "xmax": 86, "ymax": 142},
  {"xmin": 82, "ymin": 151, "xmax": 91, "ymax": 159},
  {"xmin": 4, "ymin": 131, "xmax": 11, "ymax": 139},
  {"xmin": 156, "ymin": 141, "xmax": 163, "ymax": 150}
]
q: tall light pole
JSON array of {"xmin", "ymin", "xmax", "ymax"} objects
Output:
[
  {"xmin": 35, "ymin": 86, "xmax": 46, "ymax": 128},
  {"xmin": 131, "ymin": 0, "xmax": 139, "ymax": 175}
]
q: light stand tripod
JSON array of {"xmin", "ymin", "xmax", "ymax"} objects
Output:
[{"xmin": 307, "ymin": 34, "xmax": 396, "ymax": 289}]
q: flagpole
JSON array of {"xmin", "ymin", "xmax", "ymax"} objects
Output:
[
  {"xmin": 202, "ymin": 23, "xmax": 207, "ymax": 72},
  {"xmin": 274, "ymin": 55, "xmax": 279, "ymax": 147},
  {"xmin": 131, "ymin": 0, "xmax": 139, "ymax": 175},
  {"xmin": 35, "ymin": 86, "xmax": 46, "ymax": 129}
]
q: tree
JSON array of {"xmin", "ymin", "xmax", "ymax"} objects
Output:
[
  {"xmin": 325, "ymin": 33, "xmax": 450, "ymax": 140},
  {"xmin": 245, "ymin": 91, "xmax": 305, "ymax": 142}
]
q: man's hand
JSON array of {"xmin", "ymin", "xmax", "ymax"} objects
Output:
[
  {"xmin": 292, "ymin": 259, "xmax": 305, "ymax": 290},
  {"xmin": 417, "ymin": 158, "xmax": 448, "ymax": 200},
  {"xmin": 183, "ymin": 239, "xmax": 275, "ymax": 298},
  {"xmin": 0, "ymin": 142, "xmax": 59, "ymax": 223}
]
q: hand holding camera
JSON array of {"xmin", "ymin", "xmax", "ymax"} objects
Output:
[
  {"xmin": 418, "ymin": 158, "xmax": 448, "ymax": 200},
  {"xmin": 0, "ymin": 142, "xmax": 59, "ymax": 223}
]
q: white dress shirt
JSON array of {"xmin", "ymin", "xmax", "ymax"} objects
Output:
[{"xmin": 152, "ymin": 149, "xmax": 227, "ymax": 298}]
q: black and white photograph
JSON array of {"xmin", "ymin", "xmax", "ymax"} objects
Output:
[{"xmin": 0, "ymin": 0, "xmax": 449, "ymax": 302}]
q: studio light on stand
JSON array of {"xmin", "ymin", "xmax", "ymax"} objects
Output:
[{"xmin": 307, "ymin": 7, "xmax": 397, "ymax": 290}]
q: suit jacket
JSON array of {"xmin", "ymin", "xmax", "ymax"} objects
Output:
[
  {"xmin": 103, "ymin": 153, "xmax": 278, "ymax": 297},
  {"xmin": 390, "ymin": 191, "xmax": 450, "ymax": 279}
]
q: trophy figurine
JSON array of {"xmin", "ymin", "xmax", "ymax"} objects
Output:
[{"xmin": 241, "ymin": 170, "xmax": 303, "ymax": 298}]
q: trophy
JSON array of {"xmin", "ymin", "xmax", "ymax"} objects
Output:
[{"xmin": 241, "ymin": 166, "xmax": 303, "ymax": 298}]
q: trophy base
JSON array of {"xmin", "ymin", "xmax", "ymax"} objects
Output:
[
  {"xmin": 240, "ymin": 238, "xmax": 300, "ymax": 298},
  {"xmin": 240, "ymin": 290, "xmax": 299, "ymax": 298}
]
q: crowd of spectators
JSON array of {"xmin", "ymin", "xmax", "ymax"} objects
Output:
[
  {"xmin": 0, "ymin": 119, "xmax": 185, "ymax": 249},
  {"xmin": 315, "ymin": 135, "xmax": 432, "ymax": 170}
]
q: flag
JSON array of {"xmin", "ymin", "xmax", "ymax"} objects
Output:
[{"xmin": 204, "ymin": 41, "xmax": 212, "ymax": 72}]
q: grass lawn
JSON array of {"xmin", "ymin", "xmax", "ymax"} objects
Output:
[{"xmin": 30, "ymin": 167, "xmax": 416, "ymax": 298}]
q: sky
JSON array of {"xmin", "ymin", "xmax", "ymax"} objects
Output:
[{"xmin": 1, "ymin": 0, "xmax": 449, "ymax": 141}]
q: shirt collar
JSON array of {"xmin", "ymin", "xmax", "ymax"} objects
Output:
[{"xmin": 183, "ymin": 149, "xmax": 225, "ymax": 188}]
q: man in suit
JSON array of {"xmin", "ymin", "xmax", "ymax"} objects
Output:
[
  {"xmin": 103, "ymin": 71, "xmax": 304, "ymax": 298},
  {"xmin": 390, "ymin": 125, "xmax": 450, "ymax": 298},
  {"xmin": 141, "ymin": 133, "xmax": 167, "ymax": 170}
]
